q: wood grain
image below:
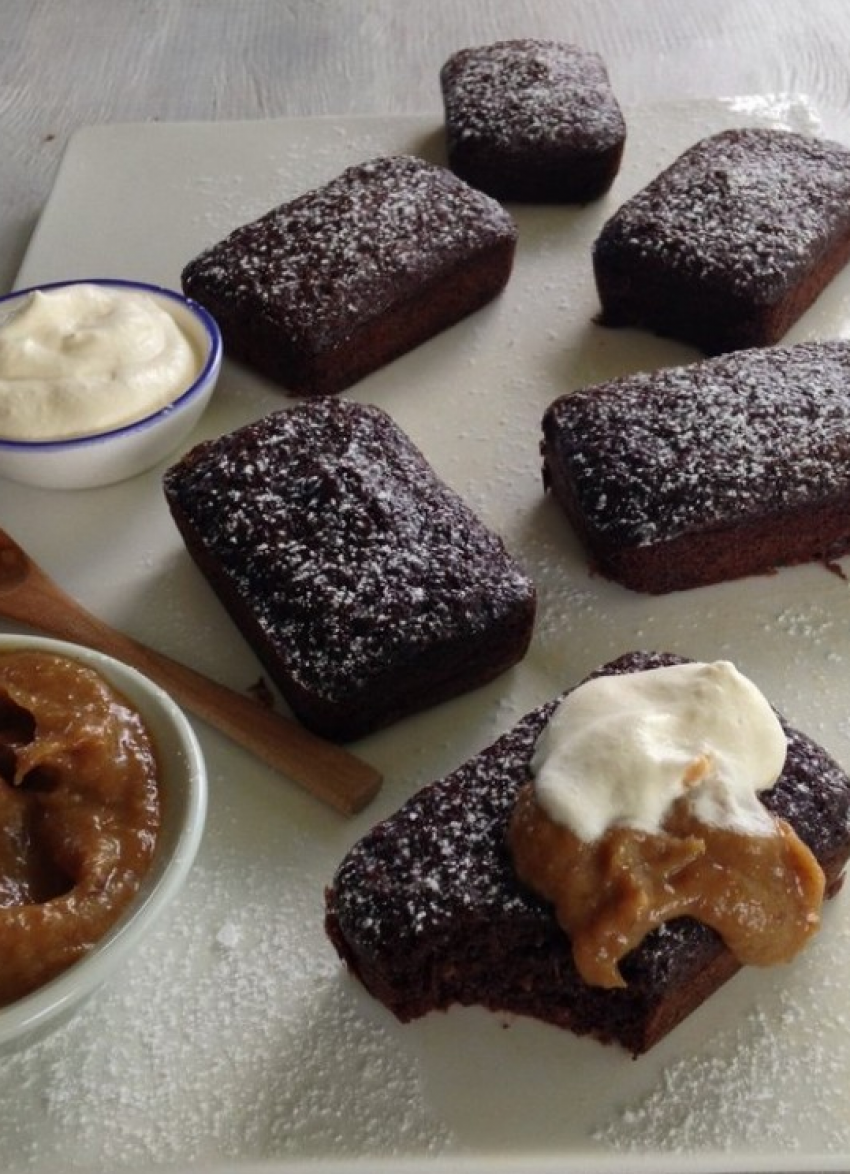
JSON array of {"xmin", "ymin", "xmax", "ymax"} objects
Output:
[
  {"xmin": 3, "ymin": 0, "xmax": 850, "ymax": 291},
  {"xmin": 0, "ymin": 528, "xmax": 383, "ymax": 815}
]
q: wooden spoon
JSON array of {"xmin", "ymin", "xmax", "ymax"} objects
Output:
[{"xmin": 0, "ymin": 526, "xmax": 382, "ymax": 815}]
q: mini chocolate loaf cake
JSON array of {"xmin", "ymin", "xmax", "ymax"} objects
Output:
[
  {"xmin": 540, "ymin": 339, "xmax": 850, "ymax": 593},
  {"xmin": 181, "ymin": 154, "xmax": 518, "ymax": 396},
  {"xmin": 593, "ymin": 127, "xmax": 850, "ymax": 353},
  {"xmin": 324, "ymin": 652, "xmax": 850, "ymax": 1055},
  {"xmin": 440, "ymin": 39, "xmax": 626, "ymax": 203},
  {"xmin": 163, "ymin": 398, "xmax": 536, "ymax": 741}
]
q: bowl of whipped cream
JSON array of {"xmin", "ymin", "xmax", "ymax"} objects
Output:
[{"xmin": 0, "ymin": 278, "xmax": 223, "ymax": 489}]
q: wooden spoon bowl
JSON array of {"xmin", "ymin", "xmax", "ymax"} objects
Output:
[{"xmin": 0, "ymin": 527, "xmax": 382, "ymax": 814}]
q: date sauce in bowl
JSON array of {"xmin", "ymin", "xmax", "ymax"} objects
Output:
[{"xmin": 0, "ymin": 634, "xmax": 206, "ymax": 1051}]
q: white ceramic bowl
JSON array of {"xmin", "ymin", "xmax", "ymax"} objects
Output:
[
  {"xmin": 0, "ymin": 634, "xmax": 207, "ymax": 1052},
  {"xmin": 0, "ymin": 278, "xmax": 222, "ymax": 490}
]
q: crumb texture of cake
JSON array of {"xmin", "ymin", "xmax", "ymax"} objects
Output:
[
  {"xmin": 181, "ymin": 154, "xmax": 517, "ymax": 396},
  {"xmin": 440, "ymin": 39, "xmax": 626, "ymax": 203},
  {"xmin": 162, "ymin": 398, "xmax": 536, "ymax": 741},
  {"xmin": 593, "ymin": 127, "xmax": 850, "ymax": 353},
  {"xmin": 541, "ymin": 339, "xmax": 850, "ymax": 593},
  {"xmin": 324, "ymin": 651, "xmax": 850, "ymax": 1055}
]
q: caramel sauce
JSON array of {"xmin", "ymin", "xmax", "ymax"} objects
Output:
[
  {"xmin": 0, "ymin": 651, "xmax": 160, "ymax": 1005},
  {"xmin": 508, "ymin": 780, "xmax": 825, "ymax": 989}
]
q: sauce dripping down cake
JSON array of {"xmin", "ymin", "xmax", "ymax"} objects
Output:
[{"xmin": 324, "ymin": 652, "xmax": 850, "ymax": 1055}]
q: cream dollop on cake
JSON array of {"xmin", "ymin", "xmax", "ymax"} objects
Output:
[
  {"xmin": 512, "ymin": 660, "xmax": 823, "ymax": 989},
  {"xmin": 532, "ymin": 660, "xmax": 786, "ymax": 841},
  {"xmin": 325, "ymin": 652, "xmax": 850, "ymax": 1053}
]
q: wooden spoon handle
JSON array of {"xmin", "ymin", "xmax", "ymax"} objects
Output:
[{"xmin": 13, "ymin": 579, "xmax": 382, "ymax": 815}]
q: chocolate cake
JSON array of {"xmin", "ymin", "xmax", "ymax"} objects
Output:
[
  {"xmin": 162, "ymin": 398, "xmax": 536, "ymax": 741},
  {"xmin": 440, "ymin": 39, "xmax": 626, "ymax": 203},
  {"xmin": 181, "ymin": 154, "xmax": 517, "ymax": 396},
  {"xmin": 324, "ymin": 652, "xmax": 850, "ymax": 1055},
  {"xmin": 540, "ymin": 339, "xmax": 850, "ymax": 593},
  {"xmin": 593, "ymin": 127, "xmax": 850, "ymax": 353}
]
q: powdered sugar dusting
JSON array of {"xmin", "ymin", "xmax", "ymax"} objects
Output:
[
  {"xmin": 595, "ymin": 127, "xmax": 850, "ymax": 298},
  {"xmin": 329, "ymin": 702, "xmax": 551, "ymax": 959},
  {"xmin": 8, "ymin": 96, "xmax": 850, "ymax": 1171},
  {"xmin": 544, "ymin": 339, "xmax": 850, "ymax": 547},
  {"xmin": 441, "ymin": 40, "xmax": 625, "ymax": 153},
  {"xmin": 0, "ymin": 827, "xmax": 453, "ymax": 1173},
  {"xmin": 182, "ymin": 154, "xmax": 516, "ymax": 350},
  {"xmin": 163, "ymin": 398, "xmax": 535, "ymax": 724},
  {"xmin": 594, "ymin": 927, "xmax": 850, "ymax": 1154},
  {"xmin": 328, "ymin": 652, "xmax": 850, "ymax": 1039}
]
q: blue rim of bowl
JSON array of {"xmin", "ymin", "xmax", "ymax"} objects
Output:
[{"xmin": 0, "ymin": 278, "xmax": 223, "ymax": 454}]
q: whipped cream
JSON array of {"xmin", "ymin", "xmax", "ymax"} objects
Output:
[
  {"xmin": 532, "ymin": 661, "xmax": 787, "ymax": 842},
  {"xmin": 0, "ymin": 284, "xmax": 200, "ymax": 441}
]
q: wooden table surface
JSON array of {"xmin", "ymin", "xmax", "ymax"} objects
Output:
[{"xmin": 4, "ymin": 0, "xmax": 850, "ymax": 292}]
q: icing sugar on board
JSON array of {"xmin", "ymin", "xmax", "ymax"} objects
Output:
[{"xmin": 4, "ymin": 98, "xmax": 850, "ymax": 1174}]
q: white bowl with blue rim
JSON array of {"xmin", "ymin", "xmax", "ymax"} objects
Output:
[{"xmin": 0, "ymin": 278, "xmax": 222, "ymax": 490}]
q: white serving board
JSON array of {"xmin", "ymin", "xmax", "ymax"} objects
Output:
[{"xmin": 4, "ymin": 98, "xmax": 850, "ymax": 1174}]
